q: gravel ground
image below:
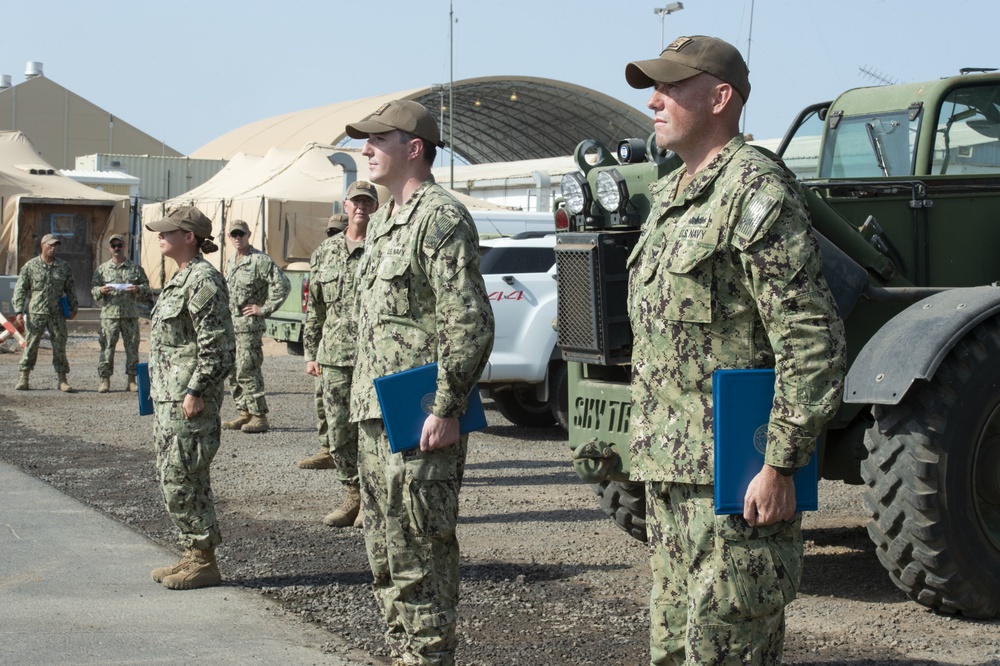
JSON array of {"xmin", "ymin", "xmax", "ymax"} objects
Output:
[{"xmin": 1, "ymin": 328, "xmax": 999, "ymax": 665}]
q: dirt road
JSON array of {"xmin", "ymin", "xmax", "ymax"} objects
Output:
[{"xmin": 1, "ymin": 331, "xmax": 998, "ymax": 665}]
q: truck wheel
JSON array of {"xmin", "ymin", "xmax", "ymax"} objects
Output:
[
  {"xmin": 592, "ymin": 480, "xmax": 647, "ymax": 542},
  {"xmin": 548, "ymin": 362, "xmax": 569, "ymax": 432},
  {"xmin": 861, "ymin": 318, "xmax": 1000, "ymax": 619},
  {"xmin": 286, "ymin": 340, "xmax": 304, "ymax": 356},
  {"xmin": 494, "ymin": 387, "xmax": 557, "ymax": 428}
]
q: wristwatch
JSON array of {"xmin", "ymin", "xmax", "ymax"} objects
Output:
[
  {"xmin": 186, "ymin": 388, "xmax": 203, "ymax": 398},
  {"xmin": 769, "ymin": 465, "xmax": 796, "ymax": 477}
]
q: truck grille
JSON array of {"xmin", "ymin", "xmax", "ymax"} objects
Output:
[{"xmin": 555, "ymin": 231, "xmax": 638, "ymax": 365}]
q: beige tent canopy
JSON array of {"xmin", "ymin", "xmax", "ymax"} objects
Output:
[
  {"xmin": 140, "ymin": 142, "xmax": 512, "ymax": 289},
  {"xmin": 0, "ymin": 131, "xmax": 130, "ymax": 306}
]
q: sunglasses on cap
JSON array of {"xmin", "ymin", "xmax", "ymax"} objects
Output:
[
  {"xmin": 110, "ymin": 243, "xmax": 124, "ymax": 249},
  {"xmin": 229, "ymin": 230, "xmax": 247, "ymax": 238}
]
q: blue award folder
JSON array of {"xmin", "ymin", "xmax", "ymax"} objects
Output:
[
  {"xmin": 373, "ymin": 362, "xmax": 487, "ymax": 454},
  {"xmin": 136, "ymin": 362, "xmax": 154, "ymax": 416},
  {"xmin": 59, "ymin": 295, "xmax": 71, "ymax": 318},
  {"xmin": 712, "ymin": 368, "xmax": 818, "ymax": 515}
]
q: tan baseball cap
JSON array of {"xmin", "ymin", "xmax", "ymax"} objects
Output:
[
  {"xmin": 345, "ymin": 100, "xmax": 444, "ymax": 147},
  {"xmin": 229, "ymin": 219, "xmax": 250, "ymax": 234},
  {"xmin": 40, "ymin": 234, "xmax": 61, "ymax": 246},
  {"xmin": 346, "ymin": 180, "xmax": 379, "ymax": 204},
  {"xmin": 327, "ymin": 214, "xmax": 348, "ymax": 232},
  {"xmin": 145, "ymin": 206, "xmax": 213, "ymax": 238},
  {"xmin": 109, "ymin": 234, "xmax": 125, "ymax": 244},
  {"xmin": 625, "ymin": 35, "xmax": 751, "ymax": 102}
]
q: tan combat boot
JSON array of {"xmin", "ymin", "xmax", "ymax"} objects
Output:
[
  {"xmin": 151, "ymin": 549, "xmax": 193, "ymax": 583},
  {"xmin": 353, "ymin": 510, "xmax": 363, "ymax": 529},
  {"xmin": 58, "ymin": 372, "xmax": 72, "ymax": 393},
  {"xmin": 241, "ymin": 414, "xmax": 269, "ymax": 434},
  {"xmin": 297, "ymin": 450, "xmax": 336, "ymax": 469},
  {"xmin": 15, "ymin": 370, "xmax": 29, "ymax": 390},
  {"xmin": 323, "ymin": 485, "xmax": 361, "ymax": 527},
  {"xmin": 126, "ymin": 374, "xmax": 138, "ymax": 392},
  {"xmin": 222, "ymin": 411, "xmax": 251, "ymax": 430},
  {"xmin": 98, "ymin": 377, "xmax": 110, "ymax": 393},
  {"xmin": 161, "ymin": 548, "xmax": 221, "ymax": 590}
]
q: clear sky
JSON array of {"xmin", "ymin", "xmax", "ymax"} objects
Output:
[{"xmin": 3, "ymin": 0, "xmax": 997, "ymax": 156}]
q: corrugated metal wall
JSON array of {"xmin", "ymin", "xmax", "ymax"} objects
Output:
[{"xmin": 75, "ymin": 154, "xmax": 227, "ymax": 203}]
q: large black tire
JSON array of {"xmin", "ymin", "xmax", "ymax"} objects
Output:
[
  {"xmin": 592, "ymin": 480, "xmax": 647, "ymax": 542},
  {"xmin": 861, "ymin": 317, "xmax": 1000, "ymax": 619},
  {"xmin": 494, "ymin": 386, "xmax": 557, "ymax": 428},
  {"xmin": 286, "ymin": 339, "xmax": 304, "ymax": 356},
  {"xmin": 548, "ymin": 361, "xmax": 569, "ymax": 432}
]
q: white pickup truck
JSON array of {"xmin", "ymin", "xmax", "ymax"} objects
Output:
[{"xmin": 477, "ymin": 232, "xmax": 566, "ymax": 430}]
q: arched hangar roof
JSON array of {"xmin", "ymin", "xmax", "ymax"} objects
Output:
[{"xmin": 190, "ymin": 76, "xmax": 651, "ymax": 163}]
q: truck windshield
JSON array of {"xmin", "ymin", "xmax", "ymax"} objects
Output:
[
  {"xmin": 820, "ymin": 110, "xmax": 918, "ymax": 178},
  {"xmin": 933, "ymin": 83, "xmax": 1000, "ymax": 175}
]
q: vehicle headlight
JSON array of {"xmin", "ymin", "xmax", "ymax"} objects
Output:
[
  {"xmin": 617, "ymin": 138, "xmax": 646, "ymax": 164},
  {"xmin": 560, "ymin": 172, "xmax": 591, "ymax": 215},
  {"xmin": 594, "ymin": 169, "xmax": 628, "ymax": 213}
]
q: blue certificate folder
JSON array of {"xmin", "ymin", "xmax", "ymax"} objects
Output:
[
  {"xmin": 59, "ymin": 295, "xmax": 70, "ymax": 318},
  {"xmin": 373, "ymin": 362, "xmax": 487, "ymax": 454},
  {"xmin": 712, "ymin": 368, "xmax": 818, "ymax": 514},
  {"xmin": 136, "ymin": 362, "xmax": 154, "ymax": 416}
]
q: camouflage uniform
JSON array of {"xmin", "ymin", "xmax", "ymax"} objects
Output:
[
  {"xmin": 351, "ymin": 178, "xmax": 494, "ymax": 665},
  {"xmin": 304, "ymin": 233, "xmax": 364, "ymax": 485},
  {"xmin": 12, "ymin": 255, "xmax": 78, "ymax": 374},
  {"xmin": 626, "ymin": 136, "xmax": 846, "ymax": 665},
  {"xmin": 90, "ymin": 258, "xmax": 151, "ymax": 379},
  {"xmin": 149, "ymin": 256, "xmax": 235, "ymax": 551},
  {"xmin": 224, "ymin": 248, "xmax": 290, "ymax": 416}
]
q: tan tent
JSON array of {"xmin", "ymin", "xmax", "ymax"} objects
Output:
[
  {"xmin": 0, "ymin": 131, "xmax": 130, "ymax": 306},
  {"xmin": 140, "ymin": 142, "xmax": 513, "ymax": 289}
]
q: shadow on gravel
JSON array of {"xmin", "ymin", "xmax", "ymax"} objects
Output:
[
  {"xmin": 237, "ymin": 570, "xmax": 373, "ymax": 589},
  {"xmin": 462, "ymin": 469, "xmax": 580, "ymax": 486},
  {"xmin": 461, "ymin": 560, "xmax": 632, "ymax": 583},
  {"xmin": 460, "ymin": 508, "xmax": 602, "ymax": 525},
  {"xmin": 800, "ymin": 525, "xmax": 902, "ymax": 602}
]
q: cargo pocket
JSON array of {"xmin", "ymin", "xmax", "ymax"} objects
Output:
[
  {"xmin": 714, "ymin": 514, "xmax": 802, "ymax": 623},
  {"xmin": 404, "ymin": 456, "xmax": 459, "ymax": 538},
  {"xmin": 316, "ymin": 266, "xmax": 342, "ymax": 304}
]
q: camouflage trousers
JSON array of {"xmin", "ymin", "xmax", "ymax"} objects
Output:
[
  {"xmin": 314, "ymin": 374, "xmax": 330, "ymax": 452},
  {"xmin": 153, "ymin": 399, "xmax": 223, "ymax": 551},
  {"xmin": 97, "ymin": 317, "xmax": 140, "ymax": 378},
  {"xmin": 358, "ymin": 419, "xmax": 467, "ymax": 666},
  {"xmin": 320, "ymin": 364, "xmax": 358, "ymax": 485},
  {"xmin": 645, "ymin": 482, "xmax": 802, "ymax": 666},
  {"xmin": 228, "ymin": 331, "xmax": 267, "ymax": 415},
  {"xmin": 19, "ymin": 312, "xmax": 69, "ymax": 373}
]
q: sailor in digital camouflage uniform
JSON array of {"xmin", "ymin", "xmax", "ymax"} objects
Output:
[
  {"xmin": 220, "ymin": 219, "xmax": 290, "ymax": 434},
  {"xmin": 91, "ymin": 233, "xmax": 151, "ymax": 393},
  {"xmin": 146, "ymin": 206, "xmax": 235, "ymax": 590},
  {"xmin": 301, "ymin": 183, "xmax": 379, "ymax": 529},
  {"xmin": 12, "ymin": 233, "xmax": 78, "ymax": 392},
  {"xmin": 623, "ymin": 37, "xmax": 847, "ymax": 665},
  {"xmin": 346, "ymin": 101, "xmax": 494, "ymax": 666},
  {"xmin": 299, "ymin": 214, "xmax": 350, "ymax": 472}
]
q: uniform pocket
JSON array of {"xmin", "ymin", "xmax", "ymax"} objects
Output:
[
  {"xmin": 714, "ymin": 514, "xmax": 802, "ymax": 622},
  {"xmin": 376, "ymin": 254, "xmax": 411, "ymax": 319},
  {"xmin": 654, "ymin": 223, "xmax": 720, "ymax": 324},
  {"xmin": 404, "ymin": 456, "xmax": 459, "ymax": 537}
]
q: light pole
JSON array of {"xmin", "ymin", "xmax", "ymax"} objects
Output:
[{"xmin": 653, "ymin": 2, "xmax": 684, "ymax": 51}]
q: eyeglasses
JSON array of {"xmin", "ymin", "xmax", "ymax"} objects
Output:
[
  {"xmin": 229, "ymin": 231, "xmax": 246, "ymax": 238},
  {"xmin": 110, "ymin": 243, "xmax": 124, "ymax": 249}
]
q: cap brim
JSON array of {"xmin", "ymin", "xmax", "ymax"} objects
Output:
[
  {"xmin": 625, "ymin": 59, "xmax": 703, "ymax": 89},
  {"xmin": 43, "ymin": 239, "xmax": 62, "ymax": 245},
  {"xmin": 345, "ymin": 119, "xmax": 397, "ymax": 140},
  {"xmin": 145, "ymin": 218, "xmax": 179, "ymax": 232}
]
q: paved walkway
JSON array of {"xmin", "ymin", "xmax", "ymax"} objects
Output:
[{"xmin": 0, "ymin": 461, "xmax": 362, "ymax": 665}]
